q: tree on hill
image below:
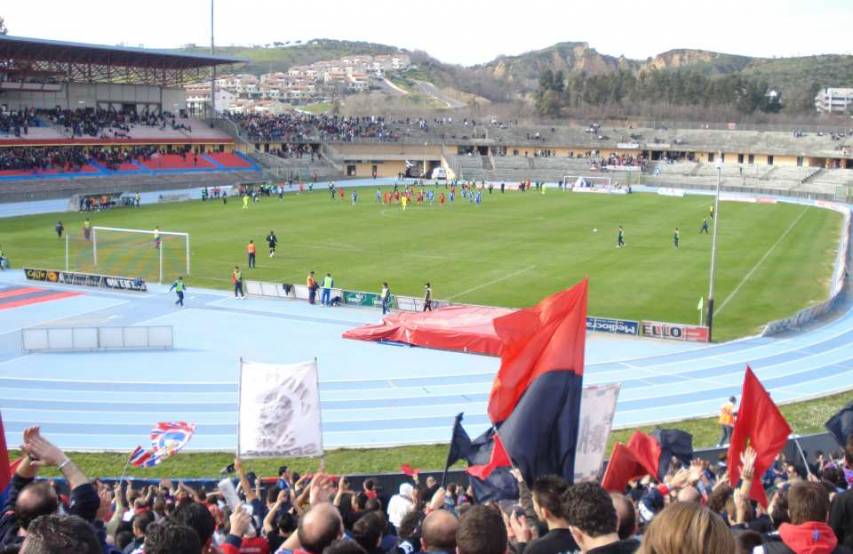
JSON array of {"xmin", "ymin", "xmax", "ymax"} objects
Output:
[
  {"xmin": 537, "ymin": 67, "xmax": 791, "ymax": 117},
  {"xmin": 0, "ymin": 16, "xmax": 7, "ymax": 35}
]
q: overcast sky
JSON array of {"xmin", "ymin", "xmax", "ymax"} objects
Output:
[{"xmin": 4, "ymin": 0, "xmax": 852, "ymax": 66}]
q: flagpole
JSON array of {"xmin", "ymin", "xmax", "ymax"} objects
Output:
[
  {"xmin": 440, "ymin": 414, "xmax": 457, "ymax": 488},
  {"xmin": 706, "ymin": 163, "xmax": 722, "ymax": 342},
  {"xmin": 315, "ymin": 356, "xmax": 325, "ymax": 467},
  {"xmin": 792, "ymin": 436, "xmax": 812, "ymax": 476},
  {"xmin": 237, "ymin": 357, "xmax": 243, "ymax": 459},
  {"xmin": 117, "ymin": 457, "xmax": 132, "ymax": 491}
]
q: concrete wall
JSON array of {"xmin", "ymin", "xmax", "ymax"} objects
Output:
[
  {"xmin": 1, "ymin": 83, "xmax": 185, "ymax": 112},
  {"xmin": 348, "ymin": 160, "xmax": 407, "ymax": 178},
  {"xmin": 1, "ymin": 85, "xmax": 67, "ymax": 110},
  {"xmin": 334, "ymin": 143, "xmax": 443, "ymax": 157}
]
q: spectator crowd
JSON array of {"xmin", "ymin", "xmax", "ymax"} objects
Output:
[
  {"xmin": 1, "ymin": 425, "xmax": 851, "ymax": 554},
  {"xmin": 229, "ymin": 114, "xmax": 521, "ymax": 144},
  {"xmin": 0, "ymin": 144, "xmax": 201, "ymax": 173}
]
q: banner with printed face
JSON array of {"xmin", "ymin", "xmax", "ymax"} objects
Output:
[
  {"xmin": 574, "ymin": 383, "xmax": 621, "ymax": 482},
  {"xmin": 239, "ymin": 360, "xmax": 323, "ymax": 458}
]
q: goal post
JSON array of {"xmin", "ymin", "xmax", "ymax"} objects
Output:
[
  {"xmin": 563, "ymin": 175, "xmax": 613, "ymax": 188},
  {"xmin": 66, "ymin": 226, "xmax": 190, "ymax": 284}
]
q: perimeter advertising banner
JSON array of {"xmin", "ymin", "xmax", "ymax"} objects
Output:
[
  {"xmin": 24, "ymin": 268, "xmax": 147, "ymax": 292},
  {"xmin": 586, "ymin": 316, "xmax": 639, "ymax": 336},
  {"xmin": 641, "ymin": 320, "xmax": 709, "ymax": 343},
  {"xmin": 343, "ymin": 290, "xmax": 391, "ymax": 308}
]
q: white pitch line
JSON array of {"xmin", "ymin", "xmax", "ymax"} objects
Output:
[
  {"xmin": 446, "ymin": 265, "xmax": 537, "ymax": 300},
  {"xmin": 716, "ymin": 207, "xmax": 810, "ymax": 316}
]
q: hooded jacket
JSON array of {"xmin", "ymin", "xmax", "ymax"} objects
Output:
[{"xmin": 761, "ymin": 521, "xmax": 852, "ymax": 554}]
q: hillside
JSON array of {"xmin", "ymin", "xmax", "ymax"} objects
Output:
[
  {"xmin": 182, "ymin": 38, "xmax": 853, "ymax": 112},
  {"xmin": 471, "ymin": 41, "xmax": 639, "ymax": 91},
  {"xmin": 644, "ymin": 49, "xmax": 753, "ymax": 75},
  {"xmin": 177, "ymin": 38, "xmax": 401, "ymax": 75}
]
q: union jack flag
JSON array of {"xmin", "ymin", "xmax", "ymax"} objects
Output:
[{"xmin": 128, "ymin": 446, "xmax": 160, "ymax": 468}]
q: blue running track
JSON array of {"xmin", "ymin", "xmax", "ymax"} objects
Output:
[{"xmin": 0, "ymin": 264, "xmax": 851, "ymax": 452}]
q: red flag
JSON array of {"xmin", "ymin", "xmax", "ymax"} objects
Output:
[
  {"xmin": 0, "ymin": 411, "xmax": 10, "ymax": 492},
  {"xmin": 400, "ymin": 464, "xmax": 420, "ymax": 477},
  {"xmin": 626, "ymin": 431, "xmax": 662, "ymax": 478},
  {"xmin": 727, "ymin": 366, "xmax": 791, "ymax": 507},
  {"xmin": 601, "ymin": 443, "xmax": 649, "ymax": 492},
  {"xmin": 488, "ymin": 280, "xmax": 588, "ymax": 424},
  {"xmin": 467, "ymin": 432, "xmax": 511, "ymax": 480}
]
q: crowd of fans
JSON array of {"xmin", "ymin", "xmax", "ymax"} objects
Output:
[
  {"xmin": 0, "ymin": 108, "xmax": 193, "ymax": 140},
  {"xmin": 229, "ymin": 114, "xmax": 525, "ymax": 144},
  {"xmin": 269, "ymin": 144, "xmax": 318, "ymax": 160},
  {"xmin": 0, "ymin": 146, "xmax": 91, "ymax": 172},
  {"xmin": 1, "ymin": 425, "xmax": 851, "ymax": 554},
  {"xmin": 0, "ymin": 110, "xmax": 38, "ymax": 138},
  {"xmin": 792, "ymin": 129, "xmax": 853, "ymax": 142},
  {"xmin": 42, "ymin": 108, "xmax": 192, "ymax": 139},
  {"xmin": 0, "ymin": 144, "xmax": 200, "ymax": 173},
  {"xmin": 231, "ymin": 113, "xmax": 402, "ymax": 143}
]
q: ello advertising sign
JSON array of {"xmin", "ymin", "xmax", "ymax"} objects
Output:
[{"xmin": 641, "ymin": 320, "xmax": 709, "ymax": 343}]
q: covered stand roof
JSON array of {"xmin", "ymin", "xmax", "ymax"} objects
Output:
[{"xmin": 0, "ymin": 34, "xmax": 243, "ymax": 86}]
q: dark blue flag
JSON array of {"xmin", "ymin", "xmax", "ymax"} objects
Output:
[{"xmin": 825, "ymin": 401, "xmax": 853, "ymax": 447}]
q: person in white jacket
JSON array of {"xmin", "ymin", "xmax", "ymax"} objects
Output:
[{"xmin": 387, "ymin": 483, "xmax": 415, "ymax": 529}]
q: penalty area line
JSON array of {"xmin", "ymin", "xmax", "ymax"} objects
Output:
[{"xmin": 716, "ymin": 207, "xmax": 809, "ymax": 316}]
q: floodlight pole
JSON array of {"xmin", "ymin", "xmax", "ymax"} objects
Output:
[
  {"xmin": 210, "ymin": 0, "xmax": 216, "ymax": 118},
  {"xmin": 706, "ymin": 163, "xmax": 722, "ymax": 341}
]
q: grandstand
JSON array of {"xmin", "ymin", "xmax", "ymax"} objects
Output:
[{"xmin": 0, "ymin": 35, "xmax": 287, "ymax": 200}]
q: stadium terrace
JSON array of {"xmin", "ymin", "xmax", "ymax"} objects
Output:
[{"xmin": 1, "ymin": 31, "xmax": 853, "ymax": 554}]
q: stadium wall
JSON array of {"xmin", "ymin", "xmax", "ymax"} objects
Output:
[
  {"xmin": 761, "ymin": 201, "xmax": 851, "ymax": 336},
  {"xmin": 2, "ymin": 83, "xmax": 186, "ymax": 111}
]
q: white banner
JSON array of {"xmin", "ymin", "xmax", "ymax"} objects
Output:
[
  {"xmin": 239, "ymin": 359, "xmax": 324, "ymax": 458},
  {"xmin": 573, "ymin": 383, "xmax": 621, "ymax": 482}
]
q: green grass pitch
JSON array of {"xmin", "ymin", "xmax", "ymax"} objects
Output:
[{"xmin": 0, "ymin": 186, "xmax": 841, "ymax": 341}]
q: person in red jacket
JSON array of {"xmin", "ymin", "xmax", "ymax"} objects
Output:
[{"xmin": 757, "ymin": 481, "xmax": 851, "ymax": 554}]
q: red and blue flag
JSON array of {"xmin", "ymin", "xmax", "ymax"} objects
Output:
[{"xmin": 487, "ymin": 279, "xmax": 588, "ymax": 485}]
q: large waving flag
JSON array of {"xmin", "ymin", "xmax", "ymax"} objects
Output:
[
  {"xmin": 467, "ymin": 432, "xmax": 511, "ymax": 480},
  {"xmin": 0, "ymin": 410, "xmax": 10, "ymax": 492},
  {"xmin": 825, "ymin": 401, "xmax": 853, "ymax": 447},
  {"xmin": 488, "ymin": 279, "xmax": 588, "ymax": 484},
  {"xmin": 727, "ymin": 366, "xmax": 791, "ymax": 507},
  {"xmin": 464, "ymin": 428, "xmax": 519, "ymax": 502},
  {"xmin": 601, "ymin": 443, "xmax": 650, "ymax": 492},
  {"xmin": 601, "ymin": 429, "xmax": 694, "ymax": 491},
  {"xmin": 626, "ymin": 431, "xmax": 662, "ymax": 479},
  {"xmin": 150, "ymin": 421, "xmax": 196, "ymax": 457}
]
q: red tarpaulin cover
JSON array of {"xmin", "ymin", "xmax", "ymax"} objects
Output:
[{"xmin": 342, "ymin": 305, "xmax": 514, "ymax": 356}]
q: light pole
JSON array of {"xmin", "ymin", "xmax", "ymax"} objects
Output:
[
  {"xmin": 706, "ymin": 160, "xmax": 722, "ymax": 341},
  {"xmin": 423, "ymin": 141, "xmax": 428, "ymax": 179},
  {"xmin": 210, "ymin": 0, "xmax": 216, "ymax": 118}
]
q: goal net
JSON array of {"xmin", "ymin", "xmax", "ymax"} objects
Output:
[
  {"xmin": 563, "ymin": 175, "xmax": 613, "ymax": 189},
  {"xmin": 66, "ymin": 226, "xmax": 190, "ymax": 284}
]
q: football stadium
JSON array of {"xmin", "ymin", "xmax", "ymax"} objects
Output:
[{"xmin": 0, "ymin": 5, "xmax": 852, "ymax": 553}]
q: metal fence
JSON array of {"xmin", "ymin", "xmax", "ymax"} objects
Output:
[{"xmin": 21, "ymin": 325, "xmax": 174, "ymax": 352}]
